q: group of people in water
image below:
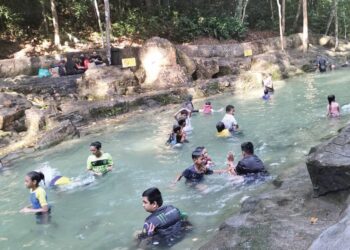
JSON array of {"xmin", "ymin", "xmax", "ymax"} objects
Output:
[{"xmin": 20, "ymin": 63, "xmax": 345, "ymax": 247}]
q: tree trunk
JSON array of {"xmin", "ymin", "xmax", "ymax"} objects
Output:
[
  {"xmin": 325, "ymin": 10, "xmax": 334, "ymax": 36},
  {"xmin": 104, "ymin": 0, "xmax": 111, "ymax": 65},
  {"xmin": 41, "ymin": 0, "xmax": 49, "ymax": 35},
  {"xmin": 276, "ymin": 0, "xmax": 284, "ymax": 51},
  {"xmin": 50, "ymin": 0, "xmax": 60, "ymax": 47},
  {"xmin": 334, "ymin": 0, "xmax": 339, "ymax": 50},
  {"xmin": 282, "ymin": 0, "xmax": 285, "ymax": 35},
  {"xmin": 344, "ymin": 11, "xmax": 347, "ymax": 40},
  {"xmin": 302, "ymin": 0, "xmax": 309, "ymax": 53},
  {"xmin": 292, "ymin": 0, "xmax": 302, "ymax": 32},
  {"xmin": 241, "ymin": 0, "xmax": 250, "ymax": 23},
  {"xmin": 145, "ymin": 0, "xmax": 152, "ymax": 10},
  {"xmin": 235, "ymin": 0, "xmax": 244, "ymax": 20},
  {"xmin": 270, "ymin": 0, "xmax": 275, "ymax": 21},
  {"xmin": 93, "ymin": 0, "xmax": 105, "ymax": 47}
]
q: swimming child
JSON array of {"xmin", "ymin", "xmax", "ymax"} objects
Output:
[
  {"xmin": 174, "ymin": 150, "xmax": 229, "ymax": 184},
  {"xmin": 137, "ymin": 187, "xmax": 191, "ymax": 248},
  {"xmin": 327, "ymin": 94, "xmax": 340, "ymax": 117},
  {"xmin": 174, "ymin": 108, "xmax": 193, "ymax": 133},
  {"xmin": 216, "ymin": 121, "xmax": 231, "ymax": 137},
  {"xmin": 87, "ymin": 141, "xmax": 113, "ymax": 176},
  {"xmin": 166, "ymin": 125, "xmax": 187, "ymax": 146},
  {"xmin": 221, "ymin": 105, "xmax": 239, "ymax": 132},
  {"xmin": 199, "ymin": 101, "xmax": 224, "ymax": 114},
  {"xmin": 262, "ymin": 89, "xmax": 270, "ymax": 101},
  {"xmin": 20, "ymin": 171, "xmax": 51, "ymax": 224},
  {"xmin": 195, "ymin": 146, "xmax": 214, "ymax": 168}
]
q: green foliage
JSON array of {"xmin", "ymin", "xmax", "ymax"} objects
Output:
[
  {"xmin": 112, "ymin": 8, "xmax": 247, "ymax": 42},
  {"xmin": 0, "ymin": 5, "xmax": 24, "ymax": 37}
]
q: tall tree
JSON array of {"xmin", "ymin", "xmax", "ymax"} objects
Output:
[
  {"xmin": 281, "ymin": 0, "xmax": 285, "ymax": 34},
  {"xmin": 235, "ymin": 0, "xmax": 244, "ymax": 20},
  {"xmin": 104, "ymin": 0, "xmax": 111, "ymax": 64},
  {"xmin": 292, "ymin": 0, "xmax": 302, "ymax": 32},
  {"xmin": 276, "ymin": 0, "xmax": 284, "ymax": 50},
  {"xmin": 241, "ymin": 0, "xmax": 250, "ymax": 23},
  {"xmin": 93, "ymin": 0, "xmax": 104, "ymax": 46},
  {"xmin": 270, "ymin": 0, "xmax": 275, "ymax": 21},
  {"xmin": 50, "ymin": 0, "xmax": 60, "ymax": 47},
  {"xmin": 325, "ymin": 9, "xmax": 335, "ymax": 35},
  {"xmin": 334, "ymin": 0, "xmax": 339, "ymax": 50},
  {"xmin": 302, "ymin": 0, "xmax": 309, "ymax": 52}
]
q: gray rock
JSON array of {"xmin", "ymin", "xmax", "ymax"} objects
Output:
[
  {"xmin": 0, "ymin": 92, "xmax": 31, "ymax": 131},
  {"xmin": 309, "ymin": 206, "xmax": 350, "ymax": 250},
  {"xmin": 176, "ymin": 49, "xmax": 197, "ymax": 76},
  {"xmin": 37, "ymin": 119, "xmax": 79, "ymax": 149},
  {"xmin": 78, "ymin": 65, "xmax": 137, "ymax": 99},
  {"xmin": 306, "ymin": 125, "xmax": 350, "ymax": 197},
  {"xmin": 139, "ymin": 37, "xmax": 188, "ymax": 88},
  {"xmin": 194, "ymin": 58, "xmax": 219, "ymax": 79}
]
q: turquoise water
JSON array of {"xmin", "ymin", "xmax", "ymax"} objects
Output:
[{"xmin": 1, "ymin": 70, "xmax": 350, "ymax": 249}]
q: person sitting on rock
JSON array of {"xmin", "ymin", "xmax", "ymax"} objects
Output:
[
  {"xmin": 74, "ymin": 54, "xmax": 89, "ymax": 73},
  {"xmin": 89, "ymin": 51, "xmax": 104, "ymax": 65},
  {"xmin": 137, "ymin": 187, "xmax": 191, "ymax": 248},
  {"xmin": 227, "ymin": 142, "xmax": 267, "ymax": 176}
]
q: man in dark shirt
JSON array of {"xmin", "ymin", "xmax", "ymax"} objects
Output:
[
  {"xmin": 138, "ymin": 187, "xmax": 185, "ymax": 247},
  {"xmin": 228, "ymin": 142, "xmax": 267, "ymax": 176}
]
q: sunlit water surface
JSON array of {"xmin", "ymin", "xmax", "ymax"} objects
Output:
[{"xmin": 1, "ymin": 70, "xmax": 350, "ymax": 249}]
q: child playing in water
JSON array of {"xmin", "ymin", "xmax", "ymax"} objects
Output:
[
  {"xmin": 20, "ymin": 171, "xmax": 51, "ymax": 224},
  {"xmin": 166, "ymin": 125, "xmax": 187, "ymax": 146},
  {"xmin": 262, "ymin": 89, "xmax": 270, "ymax": 101},
  {"xmin": 216, "ymin": 121, "xmax": 231, "ymax": 137},
  {"xmin": 174, "ymin": 150, "xmax": 229, "ymax": 184},
  {"xmin": 174, "ymin": 108, "xmax": 193, "ymax": 133},
  {"xmin": 327, "ymin": 95, "xmax": 340, "ymax": 117},
  {"xmin": 199, "ymin": 101, "xmax": 224, "ymax": 114},
  {"xmin": 195, "ymin": 146, "xmax": 214, "ymax": 168}
]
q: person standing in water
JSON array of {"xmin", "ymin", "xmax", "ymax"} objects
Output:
[
  {"xmin": 137, "ymin": 187, "xmax": 189, "ymax": 247},
  {"xmin": 20, "ymin": 171, "xmax": 51, "ymax": 224},
  {"xmin": 327, "ymin": 95, "xmax": 340, "ymax": 118},
  {"xmin": 221, "ymin": 105, "xmax": 239, "ymax": 132},
  {"xmin": 87, "ymin": 141, "xmax": 113, "ymax": 176}
]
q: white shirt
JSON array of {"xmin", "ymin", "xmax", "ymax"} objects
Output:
[{"xmin": 222, "ymin": 114, "xmax": 237, "ymax": 130}]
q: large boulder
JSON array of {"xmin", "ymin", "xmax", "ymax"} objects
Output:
[
  {"xmin": 307, "ymin": 125, "xmax": 350, "ymax": 197},
  {"xmin": 78, "ymin": 65, "xmax": 138, "ymax": 99},
  {"xmin": 37, "ymin": 119, "xmax": 79, "ymax": 149},
  {"xmin": 0, "ymin": 92, "xmax": 31, "ymax": 131},
  {"xmin": 176, "ymin": 49, "xmax": 196, "ymax": 77},
  {"xmin": 193, "ymin": 58, "xmax": 220, "ymax": 79},
  {"xmin": 139, "ymin": 37, "xmax": 188, "ymax": 88}
]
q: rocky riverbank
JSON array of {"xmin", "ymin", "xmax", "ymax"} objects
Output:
[
  {"xmin": 1, "ymin": 33, "xmax": 350, "ymax": 167},
  {"xmin": 200, "ymin": 124, "xmax": 350, "ymax": 250}
]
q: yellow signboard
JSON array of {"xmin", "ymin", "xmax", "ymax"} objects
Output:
[
  {"xmin": 244, "ymin": 49, "xmax": 253, "ymax": 57},
  {"xmin": 122, "ymin": 58, "xmax": 137, "ymax": 68}
]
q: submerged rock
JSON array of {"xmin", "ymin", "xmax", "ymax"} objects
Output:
[{"xmin": 306, "ymin": 125, "xmax": 350, "ymax": 197}]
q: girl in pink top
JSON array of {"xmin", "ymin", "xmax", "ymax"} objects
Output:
[
  {"xmin": 327, "ymin": 95, "xmax": 340, "ymax": 117},
  {"xmin": 202, "ymin": 101, "xmax": 213, "ymax": 114}
]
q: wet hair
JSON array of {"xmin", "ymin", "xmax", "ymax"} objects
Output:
[
  {"xmin": 192, "ymin": 150, "xmax": 202, "ymax": 160},
  {"xmin": 241, "ymin": 142, "xmax": 254, "ymax": 155},
  {"xmin": 216, "ymin": 121, "xmax": 226, "ymax": 132},
  {"xmin": 142, "ymin": 187, "xmax": 163, "ymax": 207},
  {"xmin": 173, "ymin": 125, "xmax": 182, "ymax": 133},
  {"xmin": 27, "ymin": 171, "xmax": 45, "ymax": 187},
  {"xmin": 264, "ymin": 89, "xmax": 268, "ymax": 95},
  {"xmin": 90, "ymin": 141, "xmax": 102, "ymax": 150},
  {"xmin": 180, "ymin": 109, "xmax": 189, "ymax": 116},
  {"xmin": 178, "ymin": 118, "xmax": 186, "ymax": 127},
  {"xmin": 226, "ymin": 105, "xmax": 234, "ymax": 113},
  {"xmin": 205, "ymin": 101, "xmax": 211, "ymax": 105},
  {"xmin": 328, "ymin": 95, "xmax": 336, "ymax": 112}
]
